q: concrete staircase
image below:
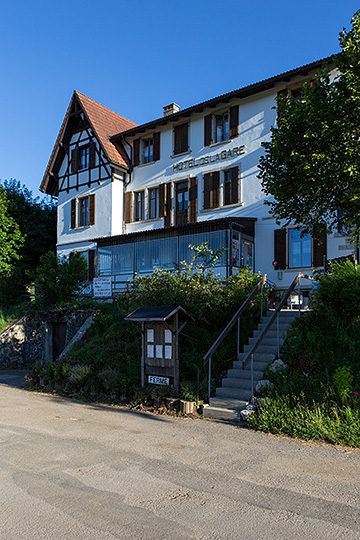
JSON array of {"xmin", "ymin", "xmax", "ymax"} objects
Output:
[{"xmin": 204, "ymin": 309, "xmax": 301, "ymax": 422}]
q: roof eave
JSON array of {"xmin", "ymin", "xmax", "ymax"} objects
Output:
[{"xmin": 111, "ymin": 54, "xmax": 338, "ymax": 141}]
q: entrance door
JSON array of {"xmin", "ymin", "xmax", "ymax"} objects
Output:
[
  {"xmin": 52, "ymin": 322, "xmax": 67, "ymax": 360},
  {"xmin": 175, "ymin": 181, "xmax": 188, "ymax": 225}
]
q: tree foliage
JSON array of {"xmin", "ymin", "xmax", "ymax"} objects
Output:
[
  {"xmin": 0, "ymin": 188, "xmax": 24, "ymax": 275},
  {"xmin": 1, "ymin": 179, "xmax": 56, "ymax": 278},
  {"xmin": 259, "ymin": 11, "xmax": 360, "ymax": 244}
]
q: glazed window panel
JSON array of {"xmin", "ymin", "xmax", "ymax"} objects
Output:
[
  {"xmin": 78, "ymin": 197, "xmax": 89, "ymax": 226},
  {"xmin": 289, "ymin": 228, "xmax": 311, "ymax": 268},
  {"xmin": 215, "ymin": 112, "xmax": 229, "ymax": 142},
  {"xmin": 79, "ymin": 145, "xmax": 90, "ymax": 170},
  {"xmin": 149, "ymin": 188, "xmax": 159, "ymax": 219},
  {"xmin": 134, "ymin": 191, "xmax": 145, "ymax": 221},
  {"xmin": 143, "ymin": 138, "xmax": 154, "ymax": 163},
  {"xmin": 179, "ymin": 231, "xmax": 227, "ymax": 267},
  {"xmin": 135, "ymin": 237, "xmax": 178, "ymax": 273}
]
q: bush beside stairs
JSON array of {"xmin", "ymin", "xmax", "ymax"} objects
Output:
[{"xmin": 204, "ymin": 309, "xmax": 300, "ymax": 422}]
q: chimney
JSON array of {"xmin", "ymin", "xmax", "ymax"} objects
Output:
[{"xmin": 163, "ymin": 103, "xmax": 180, "ymax": 117}]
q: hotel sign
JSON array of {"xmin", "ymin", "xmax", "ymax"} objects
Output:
[{"xmin": 173, "ymin": 145, "xmax": 245, "ymax": 172}]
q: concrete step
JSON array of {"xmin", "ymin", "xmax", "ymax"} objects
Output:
[
  {"xmin": 216, "ymin": 387, "xmax": 253, "ymax": 401},
  {"xmin": 222, "ymin": 378, "xmax": 256, "ymax": 390},
  {"xmin": 203, "ymin": 405, "xmax": 241, "ymax": 422},
  {"xmin": 227, "ymin": 368, "xmax": 264, "ymax": 379},
  {"xmin": 209, "ymin": 397, "xmax": 248, "ymax": 409},
  {"xmin": 203, "ymin": 397, "xmax": 248, "ymax": 421}
]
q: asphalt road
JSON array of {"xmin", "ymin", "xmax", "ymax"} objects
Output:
[{"xmin": 0, "ymin": 377, "xmax": 359, "ymax": 540}]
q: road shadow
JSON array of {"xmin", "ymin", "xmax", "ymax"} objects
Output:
[{"xmin": 0, "ymin": 369, "xmax": 29, "ymax": 389}]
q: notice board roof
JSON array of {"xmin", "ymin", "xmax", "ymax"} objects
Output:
[{"xmin": 125, "ymin": 305, "xmax": 193, "ymax": 323}]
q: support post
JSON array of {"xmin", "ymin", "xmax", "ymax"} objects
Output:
[
  {"xmin": 208, "ymin": 356, "xmax": 212, "ymax": 404},
  {"xmin": 298, "ymin": 278, "xmax": 301, "ymax": 318},
  {"xmin": 277, "ymin": 311, "xmax": 280, "ymax": 358},
  {"xmin": 251, "ymin": 353, "xmax": 254, "ymax": 397},
  {"xmin": 237, "ymin": 318, "xmax": 240, "ymax": 360},
  {"xmin": 141, "ymin": 321, "xmax": 145, "ymax": 388}
]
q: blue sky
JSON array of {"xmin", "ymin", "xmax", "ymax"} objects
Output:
[{"xmin": 0, "ymin": 0, "xmax": 359, "ymax": 198}]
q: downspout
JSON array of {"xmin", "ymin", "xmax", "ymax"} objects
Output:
[{"xmin": 121, "ymin": 134, "xmax": 133, "ymax": 234}]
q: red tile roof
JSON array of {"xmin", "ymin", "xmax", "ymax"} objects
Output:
[{"xmin": 40, "ymin": 91, "xmax": 137, "ymax": 194}]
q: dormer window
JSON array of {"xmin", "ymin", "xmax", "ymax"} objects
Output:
[
  {"xmin": 133, "ymin": 133, "xmax": 160, "ymax": 166},
  {"xmin": 204, "ymin": 105, "xmax": 239, "ymax": 146}
]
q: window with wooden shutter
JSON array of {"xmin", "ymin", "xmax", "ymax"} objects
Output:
[
  {"xmin": 188, "ymin": 177, "xmax": 198, "ymax": 224},
  {"xmin": 229, "ymin": 105, "xmax": 239, "ymax": 139},
  {"xmin": 89, "ymin": 194, "xmax": 95, "ymax": 225},
  {"xmin": 312, "ymin": 225, "xmax": 327, "ymax": 267},
  {"xmin": 133, "ymin": 139, "xmax": 140, "ymax": 167},
  {"xmin": 124, "ymin": 192, "xmax": 133, "ymax": 223},
  {"xmin": 174, "ymin": 124, "xmax": 188, "ymax": 155},
  {"xmin": 274, "ymin": 229, "xmax": 287, "ymax": 270},
  {"xmin": 70, "ymin": 199, "xmax": 77, "ymax": 229},
  {"xmin": 204, "ymin": 114, "xmax": 212, "ymax": 146}
]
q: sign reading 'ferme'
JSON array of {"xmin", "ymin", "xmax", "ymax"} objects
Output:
[{"xmin": 173, "ymin": 145, "xmax": 245, "ymax": 173}]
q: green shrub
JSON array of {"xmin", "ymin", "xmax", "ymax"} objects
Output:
[{"xmin": 36, "ymin": 251, "xmax": 88, "ymax": 308}]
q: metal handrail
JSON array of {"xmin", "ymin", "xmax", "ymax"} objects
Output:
[
  {"xmin": 241, "ymin": 272, "xmax": 302, "ymax": 370},
  {"xmin": 203, "ymin": 274, "xmax": 267, "ymax": 401},
  {"xmin": 203, "ymin": 274, "xmax": 267, "ymax": 366}
]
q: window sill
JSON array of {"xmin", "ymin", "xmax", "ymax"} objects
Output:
[
  {"xmin": 199, "ymin": 201, "xmax": 244, "ymax": 214},
  {"xmin": 130, "ymin": 217, "xmax": 162, "ymax": 224},
  {"xmin": 136, "ymin": 161, "xmax": 156, "ymax": 168},
  {"xmin": 171, "ymin": 150, "xmax": 191, "ymax": 158},
  {"xmin": 209, "ymin": 139, "xmax": 231, "ymax": 148}
]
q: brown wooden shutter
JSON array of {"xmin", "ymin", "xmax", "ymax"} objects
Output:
[
  {"xmin": 229, "ymin": 105, "xmax": 239, "ymax": 139},
  {"xmin": 164, "ymin": 183, "xmax": 172, "ymax": 227},
  {"xmin": 230, "ymin": 167, "xmax": 239, "ymax": 204},
  {"xmin": 274, "ymin": 229, "xmax": 287, "ymax": 270},
  {"xmin": 133, "ymin": 139, "xmax": 140, "ymax": 166},
  {"xmin": 124, "ymin": 192, "xmax": 133, "ymax": 223},
  {"xmin": 153, "ymin": 132, "xmax": 160, "ymax": 161},
  {"xmin": 312, "ymin": 225, "xmax": 327, "ymax": 267},
  {"xmin": 89, "ymin": 142, "xmax": 96, "ymax": 168},
  {"xmin": 204, "ymin": 114, "xmax": 212, "ymax": 146},
  {"xmin": 203, "ymin": 173, "xmax": 211, "ymax": 209},
  {"xmin": 159, "ymin": 183, "xmax": 165, "ymax": 217},
  {"xmin": 88, "ymin": 194, "xmax": 95, "ymax": 225},
  {"xmin": 88, "ymin": 249, "xmax": 95, "ymax": 280},
  {"xmin": 71, "ymin": 149, "xmax": 78, "ymax": 173},
  {"xmin": 71, "ymin": 199, "xmax": 77, "ymax": 229},
  {"xmin": 188, "ymin": 177, "xmax": 198, "ymax": 224},
  {"xmin": 211, "ymin": 171, "xmax": 220, "ymax": 208},
  {"xmin": 174, "ymin": 124, "xmax": 188, "ymax": 155}
]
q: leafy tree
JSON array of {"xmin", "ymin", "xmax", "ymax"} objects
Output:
[
  {"xmin": 1, "ymin": 179, "xmax": 56, "ymax": 278},
  {"xmin": 35, "ymin": 251, "xmax": 88, "ymax": 307},
  {"xmin": 258, "ymin": 11, "xmax": 360, "ymax": 244},
  {"xmin": 0, "ymin": 188, "xmax": 24, "ymax": 275}
]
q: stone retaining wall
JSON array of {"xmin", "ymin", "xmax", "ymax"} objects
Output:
[{"xmin": 0, "ymin": 310, "xmax": 94, "ymax": 369}]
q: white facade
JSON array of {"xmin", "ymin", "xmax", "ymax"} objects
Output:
[{"xmin": 41, "ymin": 60, "xmax": 356, "ymax": 293}]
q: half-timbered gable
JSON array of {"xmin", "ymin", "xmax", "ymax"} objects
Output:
[{"xmin": 41, "ymin": 91, "xmax": 136, "ymax": 265}]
